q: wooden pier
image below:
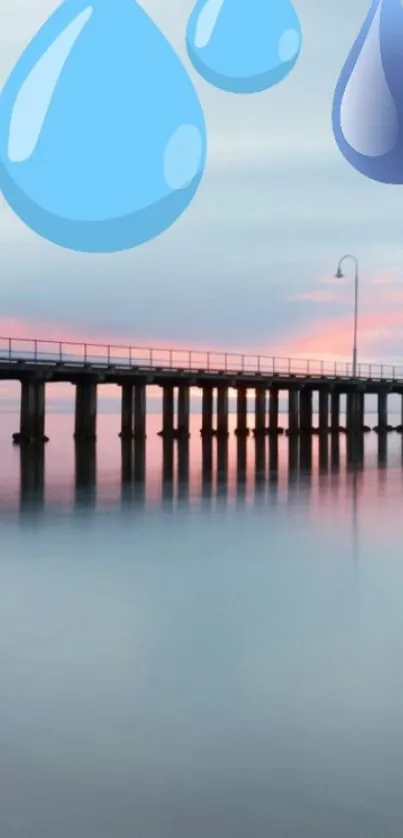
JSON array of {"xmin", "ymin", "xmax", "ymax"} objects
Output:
[{"xmin": 1, "ymin": 336, "xmax": 403, "ymax": 445}]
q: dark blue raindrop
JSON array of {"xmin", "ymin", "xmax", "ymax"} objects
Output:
[{"xmin": 333, "ymin": 0, "xmax": 403, "ymax": 183}]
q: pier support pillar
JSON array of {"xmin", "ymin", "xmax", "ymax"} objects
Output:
[
  {"xmin": 269, "ymin": 389, "xmax": 279, "ymax": 430},
  {"xmin": 288, "ymin": 389, "xmax": 299, "ymax": 434},
  {"xmin": 331, "ymin": 391, "xmax": 340, "ymax": 432},
  {"xmin": 162, "ymin": 385, "xmax": 174, "ymax": 438},
  {"xmin": 300, "ymin": 389, "xmax": 312, "ymax": 433},
  {"xmin": 14, "ymin": 379, "xmax": 47, "ymax": 444},
  {"xmin": 177, "ymin": 385, "xmax": 190, "ymax": 438},
  {"xmin": 255, "ymin": 389, "xmax": 266, "ymax": 436},
  {"xmin": 201, "ymin": 387, "xmax": 213, "ymax": 437},
  {"xmin": 346, "ymin": 391, "xmax": 363, "ymax": 431},
  {"xmin": 378, "ymin": 390, "xmax": 388, "ymax": 429},
  {"xmin": 120, "ymin": 383, "xmax": 134, "ymax": 439},
  {"xmin": 133, "ymin": 384, "xmax": 146, "ymax": 439},
  {"xmin": 236, "ymin": 387, "xmax": 248, "ymax": 436},
  {"xmin": 217, "ymin": 386, "xmax": 229, "ymax": 437},
  {"xmin": 357, "ymin": 392, "xmax": 365, "ymax": 427},
  {"xmin": 319, "ymin": 390, "xmax": 329, "ymax": 432},
  {"xmin": 74, "ymin": 380, "xmax": 97, "ymax": 441}
]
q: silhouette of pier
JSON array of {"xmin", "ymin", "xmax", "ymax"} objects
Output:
[{"xmin": 1, "ymin": 336, "xmax": 403, "ymax": 445}]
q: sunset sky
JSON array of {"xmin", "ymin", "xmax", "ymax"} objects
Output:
[{"xmin": 0, "ymin": 0, "xmax": 402, "ymax": 366}]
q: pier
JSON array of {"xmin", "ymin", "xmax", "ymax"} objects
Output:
[{"xmin": 1, "ymin": 336, "xmax": 403, "ymax": 445}]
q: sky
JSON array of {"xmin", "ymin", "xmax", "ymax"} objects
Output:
[{"xmin": 0, "ymin": 0, "xmax": 403, "ymax": 366}]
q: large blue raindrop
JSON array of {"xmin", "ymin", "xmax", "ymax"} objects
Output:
[
  {"xmin": 0, "ymin": 0, "xmax": 207, "ymax": 252},
  {"xmin": 332, "ymin": 0, "xmax": 403, "ymax": 184},
  {"xmin": 186, "ymin": 0, "xmax": 302, "ymax": 94}
]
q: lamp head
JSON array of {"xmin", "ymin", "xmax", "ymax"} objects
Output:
[{"xmin": 335, "ymin": 266, "xmax": 344, "ymax": 279}]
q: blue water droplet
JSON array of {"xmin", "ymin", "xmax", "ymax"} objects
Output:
[
  {"xmin": 332, "ymin": 0, "xmax": 403, "ymax": 184},
  {"xmin": 186, "ymin": 0, "xmax": 302, "ymax": 94},
  {"xmin": 0, "ymin": 0, "xmax": 207, "ymax": 252}
]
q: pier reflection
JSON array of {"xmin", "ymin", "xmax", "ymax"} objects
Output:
[
  {"xmin": 236, "ymin": 437, "xmax": 247, "ymax": 499},
  {"xmin": 347, "ymin": 432, "xmax": 364, "ymax": 472},
  {"xmin": 19, "ymin": 445, "xmax": 45, "ymax": 512},
  {"xmin": 120, "ymin": 439, "xmax": 146, "ymax": 504},
  {"xmin": 255, "ymin": 437, "xmax": 266, "ymax": 488},
  {"xmin": 216, "ymin": 438, "xmax": 228, "ymax": 500},
  {"xmin": 6, "ymin": 428, "xmax": 396, "ymax": 518},
  {"xmin": 74, "ymin": 441, "xmax": 96, "ymax": 506}
]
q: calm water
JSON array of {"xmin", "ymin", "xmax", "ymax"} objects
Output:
[{"xmin": 1, "ymin": 411, "xmax": 403, "ymax": 837}]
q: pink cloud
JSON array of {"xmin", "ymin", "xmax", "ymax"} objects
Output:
[{"xmin": 273, "ymin": 310, "xmax": 403, "ymax": 364}]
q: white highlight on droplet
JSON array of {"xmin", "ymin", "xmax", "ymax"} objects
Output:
[
  {"xmin": 164, "ymin": 124, "xmax": 203, "ymax": 190},
  {"xmin": 8, "ymin": 6, "xmax": 93, "ymax": 163},
  {"xmin": 278, "ymin": 29, "xmax": 300, "ymax": 63},
  {"xmin": 193, "ymin": 0, "xmax": 226, "ymax": 48},
  {"xmin": 340, "ymin": 2, "xmax": 398, "ymax": 157}
]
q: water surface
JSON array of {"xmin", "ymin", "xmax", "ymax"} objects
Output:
[{"xmin": 1, "ymin": 412, "xmax": 403, "ymax": 837}]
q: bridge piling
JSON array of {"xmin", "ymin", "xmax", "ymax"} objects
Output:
[
  {"xmin": 161, "ymin": 385, "xmax": 174, "ymax": 438},
  {"xmin": 269, "ymin": 389, "xmax": 279, "ymax": 432},
  {"xmin": 13, "ymin": 379, "xmax": 48, "ymax": 445},
  {"xmin": 120, "ymin": 383, "xmax": 134, "ymax": 439},
  {"xmin": 288, "ymin": 389, "xmax": 299, "ymax": 435},
  {"xmin": 133, "ymin": 384, "xmax": 146, "ymax": 439},
  {"xmin": 378, "ymin": 390, "xmax": 388, "ymax": 430},
  {"xmin": 177, "ymin": 385, "xmax": 190, "ymax": 438},
  {"xmin": 300, "ymin": 389, "xmax": 312, "ymax": 434},
  {"xmin": 236, "ymin": 387, "xmax": 248, "ymax": 437},
  {"xmin": 74, "ymin": 380, "xmax": 97, "ymax": 441},
  {"xmin": 331, "ymin": 391, "xmax": 340, "ymax": 432},
  {"xmin": 201, "ymin": 386, "xmax": 214, "ymax": 437},
  {"xmin": 255, "ymin": 389, "xmax": 266, "ymax": 437},
  {"xmin": 346, "ymin": 391, "xmax": 362, "ymax": 432},
  {"xmin": 217, "ymin": 386, "xmax": 229, "ymax": 437},
  {"xmin": 318, "ymin": 390, "xmax": 329, "ymax": 432}
]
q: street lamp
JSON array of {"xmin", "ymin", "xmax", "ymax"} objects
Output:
[{"xmin": 335, "ymin": 254, "xmax": 359, "ymax": 378}]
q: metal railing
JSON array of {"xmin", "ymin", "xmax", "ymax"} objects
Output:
[{"xmin": 0, "ymin": 335, "xmax": 402, "ymax": 381}]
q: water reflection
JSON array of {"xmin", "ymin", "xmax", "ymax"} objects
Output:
[
  {"xmin": 299, "ymin": 434, "xmax": 312, "ymax": 474},
  {"xmin": 120, "ymin": 439, "xmax": 146, "ymax": 505},
  {"xmin": 19, "ymin": 445, "xmax": 45, "ymax": 511},
  {"xmin": 216, "ymin": 437, "xmax": 228, "ymax": 499},
  {"xmin": 10, "ymin": 429, "xmax": 400, "ymax": 519},
  {"xmin": 347, "ymin": 433, "xmax": 364, "ymax": 472},
  {"xmin": 5, "ymin": 424, "xmax": 403, "ymax": 838},
  {"xmin": 74, "ymin": 441, "xmax": 97, "ymax": 507}
]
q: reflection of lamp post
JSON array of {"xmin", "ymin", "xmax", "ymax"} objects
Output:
[{"xmin": 335, "ymin": 254, "xmax": 359, "ymax": 378}]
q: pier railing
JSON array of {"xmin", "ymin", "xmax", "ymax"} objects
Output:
[{"xmin": 0, "ymin": 336, "xmax": 402, "ymax": 381}]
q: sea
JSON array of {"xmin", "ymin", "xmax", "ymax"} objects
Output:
[{"xmin": 1, "ymin": 408, "xmax": 403, "ymax": 837}]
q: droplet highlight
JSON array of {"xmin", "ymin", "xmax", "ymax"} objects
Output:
[
  {"xmin": 186, "ymin": 0, "xmax": 302, "ymax": 94},
  {"xmin": 332, "ymin": 0, "xmax": 403, "ymax": 183},
  {"xmin": 0, "ymin": 0, "xmax": 207, "ymax": 252}
]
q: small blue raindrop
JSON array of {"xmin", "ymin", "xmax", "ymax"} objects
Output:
[
  {"xmin": 333, "ymin": 0, "xmax": 403, "ymax": 184},
  {"xmin": 186, "ymin": 0, "xmax": 302, "ymax": 94},
  {"xmin": 0, "ymin": 0, "xmax": 207, "ymax": 252}
]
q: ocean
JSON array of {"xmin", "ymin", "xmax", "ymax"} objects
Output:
[{"xmin": 1, "ymin": 410, "xmax": 403, "ymax": 837}]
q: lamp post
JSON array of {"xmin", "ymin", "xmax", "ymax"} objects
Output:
[{"xmin": 335, "ymin": 254, "xmax": 359, "ymax": 378}]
